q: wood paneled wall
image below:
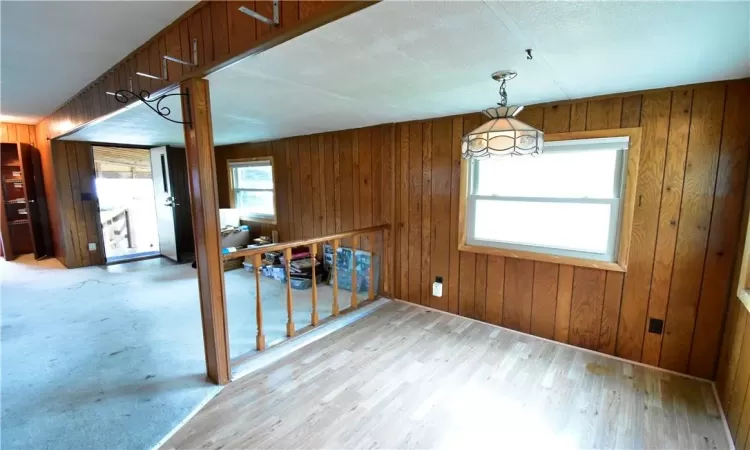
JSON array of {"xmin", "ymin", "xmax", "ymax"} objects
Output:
[
  {"xmin": 216, "ymin": 124, "xmax": 394, "ymax": 242},
  {"xmin": 34, "ymin": 121, "xmax": 63, "ymax": 260},
  {"xmin": 216, "ymin": 80, "xmax": 750, "ymax": 378},
  {"xmin": 717, "ymin": 298, "xmax": 750, "ymax": 448},
  {"xmin": 714, "ymin": 146, "xmax": 750, "ymax": 448},
  {"xmin": 51, "ymin": 141, "xmax": 105, "ymax": 268},
  {"xmin": 0, "ymin": 123, "xmax": 37, "ymax": 147},
  {"xmin": 390, "ymin": 80, "xmax": 750, "ymax": 379}
]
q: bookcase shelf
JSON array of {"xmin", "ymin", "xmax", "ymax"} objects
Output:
[{"xmin": 1, "ymin": 142, "xmax": 50, "ymax": 260}]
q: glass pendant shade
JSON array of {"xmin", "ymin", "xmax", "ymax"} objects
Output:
[{"xmin": 461, "ymin": 106, "xmax": 544, "ymax": 160}]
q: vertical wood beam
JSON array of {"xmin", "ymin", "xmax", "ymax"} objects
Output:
[
  {"xmin": 310, "ymin": 243, "xmax": 319, "ymax": 326},
  {"xmin": 180, "ymin": 77, "xmax": 230, "ymax": 385},
  {"xmin": 252, "ymin": 253, "xmax": 265, "ymax": 351},
  {"xmin": 368, "ymin": 232, "xmax": 376, "ymax": 300},
  {"xmin": 351, "ymin": 234, "xmax": 360, "ymax": 308},
  {"xmin": 332, "ymin": 239, "xmax": 340, "ymax": 316},
  {"xmin": 283, "ymin": 247, "xmax": 296, "ymax": 336}
]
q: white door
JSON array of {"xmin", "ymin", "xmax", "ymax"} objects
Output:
[{"xmin": 150, "ymin": 146, "xmax": 178, "ymax": 261}]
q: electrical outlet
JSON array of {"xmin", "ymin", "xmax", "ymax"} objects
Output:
[
  {"xmin": 88, "ymin": 242, "xmax": 97, "ymax": 251},
  {"xmin": 648, "ymin": 318, "xmax": 664, "ymax": 335},
  {"xmin": 432, "ymin": 276, "xmax": 443, "ymax": 297}
]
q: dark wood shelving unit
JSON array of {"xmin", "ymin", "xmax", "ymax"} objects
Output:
[{"xmin": 0, "ymin": 142, "xmax": 51, "ymax": 260}]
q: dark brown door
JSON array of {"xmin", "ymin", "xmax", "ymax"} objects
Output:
[
  {"xmin": 20, "ymin": 144, "xmax": 50, "ymax": 259},
  {"xmin": 166, "ymin": 146, "xmax": 194, "ymax": 262}
]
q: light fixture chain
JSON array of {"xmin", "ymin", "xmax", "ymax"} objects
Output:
[{"xmin": 498, "ymin": 79, "xmax": 508, "ymax": 107}]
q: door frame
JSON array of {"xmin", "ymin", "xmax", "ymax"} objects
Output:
[{"xmin": 90, "ymin": 144, "xmax": 162, "ymax": 265}]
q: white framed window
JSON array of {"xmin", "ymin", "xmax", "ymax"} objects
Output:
[
  {"xmin": 228, "ymin": 157, "xmax": 276, "ymax": 223},
  {"xmin": 466, "ymin": 137, "xmax": 630, "ymax": 263}
]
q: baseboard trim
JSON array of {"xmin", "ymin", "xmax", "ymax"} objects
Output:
[
  {"xmin": 390, "ymin": 298, "xmax": 712, "ymax": 383},
  {"xmin": 393, "ymin": 298, "xmax": 739, "ymax": 445},
  {"xmin": 712, "ymin": 382, "xmax": 736, "ymax": 450}
]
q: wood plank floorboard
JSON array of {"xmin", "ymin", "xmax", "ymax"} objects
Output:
[{"xmin": 162, "ymin": 301, "xmax": 728, "ymax": 449}]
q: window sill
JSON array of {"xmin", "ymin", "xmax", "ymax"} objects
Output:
[
  {"xmin": 240, "ymin": 216, "xmax": 277, "ymax": 226},
  {"xmin": 458, "ymin": 243, "xmax": 626, "ymax": 272}
]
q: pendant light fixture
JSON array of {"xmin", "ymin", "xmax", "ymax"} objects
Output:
[{"xmin": 461, "ymin": 71, "xmax": 543, "ymax": 160}]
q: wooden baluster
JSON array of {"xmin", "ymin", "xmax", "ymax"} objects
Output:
[
  {"xmin": 252, "ymin": 253, "xmax": 266, "ymax": 351},
  {"xmin": 385, "ymin": 228, "xmax": 392, "ymax": 297},
  {"xmin": 351, "ymin": 234, "xmax": 359, "ymax": 309},
  {"xmin": 368, "ymin": 232, "xmax": 376, "ymax": 301},
  {"xmin": 332, "ymin": 239, "xmax": 340, "ymax": 316},
  {"xmin": 283, "ymin": 247, "xmax": 295, "ymax": 337},
  {"xmin": 310, "ymin": 243, "xmax": 319, "ymax": 326}
]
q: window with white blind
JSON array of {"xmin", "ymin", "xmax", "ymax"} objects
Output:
[
  {"xmin": 465, "ymin": 136, "xmax": 632, "ymax": 264},
  {"xmin": 228, "ymin": 157, "xmax": 276, "ymax": 222}
]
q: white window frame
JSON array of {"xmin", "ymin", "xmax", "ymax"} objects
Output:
[
  {"xmin": 458, "ymin": 128, "xmax": 642, "ymax": 272},
  {"xmin": 227, "ymin": 157, "xmax": 277, "ymax": 224},
  {"xmin": 466, "ymin": 137, "xmax": 628, "ymax": 262}
]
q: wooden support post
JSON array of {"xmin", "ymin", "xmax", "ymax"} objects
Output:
[
  {"xmin": 310, "ymin": 243, "xmax": 319, "ymax": 326},
  {"xmin": 332, "ymin": 239, "xmax": 340, "ymax": 316},
  {"xmin": 252, "ymin": 253, "xmax": 265, "ymax": 351},
  {"xmin": 180, "ymin": 78, "xmax": 230, "ymax": 385},
  {"xmin": 351, "ymin": 234, "xmax": 359, "ymax": 308},
  {"xmin": 283, "ymin": 247, "xmax": 295, "ymax": 336},
  {"xmin": 368, "ymin": 232, "xmax": 376, "ymax": 300}
]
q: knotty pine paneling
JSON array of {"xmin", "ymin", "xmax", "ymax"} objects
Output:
[
  {"xmin": 34, "ymin": 119, "xmax": 65, "ymax": 261},
  {"xmin": 0, "ymin": 123, "xmax": 37, "ymax": 147},
  {"xmin": 211, "ymin": 80, "xmax": 749, "ymax": 378}
]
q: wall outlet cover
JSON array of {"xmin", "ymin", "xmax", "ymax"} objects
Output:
[
  {"xmin": 432, "ymin": 281, "xmax": 443, "ymax": 297},
  {"xmin": 648, "ymin": 318, "xmax": 664, "ymax": 335},
  {"xmin": 88, "ymin": 242, "xmax": 97, "ymax": 251}
]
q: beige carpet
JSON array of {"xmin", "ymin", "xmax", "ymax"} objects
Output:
[{"xmin": 0, "ymin": 255, "xmax": 367, "ymax": 449}]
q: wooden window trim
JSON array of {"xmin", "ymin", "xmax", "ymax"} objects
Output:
[
  {"xmin": 227, "ymin": 156, "xmax": 278, "ymax": 225},
  {"xmin": 458, "ymin": 127, "xmax": 642, "ymax": 272}
]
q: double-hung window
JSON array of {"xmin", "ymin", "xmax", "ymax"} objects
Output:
[
  {"xmin": 228, "ymin": 157, "xmax": 276, "ymax": 222},
  {"xmin": 462, "ymin": 130, "xmax": 640, "ymax": 270}
]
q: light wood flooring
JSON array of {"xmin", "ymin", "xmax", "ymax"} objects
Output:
[{"xmin": 162, "ymin": 301, "xmax": 729, "ymax": 449}]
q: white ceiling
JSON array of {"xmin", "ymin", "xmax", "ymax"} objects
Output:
[
  {"xmin": 63, "ymin": 0, "xmax": 750, "ymax": 147},
  {"xmin": 0, "ymin": 0, "xmax": 197, "ymax": 124}
]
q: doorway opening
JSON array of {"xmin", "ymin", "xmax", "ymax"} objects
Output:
[{"xmin": 93, "ymin": 146, "xmax": 160, "ymax": 263}]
